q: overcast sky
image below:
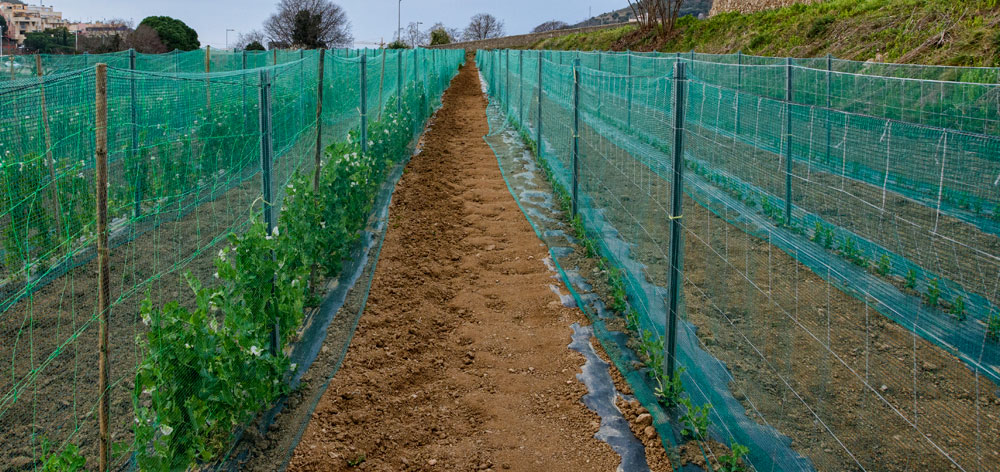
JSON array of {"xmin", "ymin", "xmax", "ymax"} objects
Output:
[{"xmin": 49, "ymin": 0, "xmax": 627, "ymax": 48}]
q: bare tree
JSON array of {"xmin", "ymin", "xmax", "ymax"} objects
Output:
[
  {"xmin": 627, "ymin": 0, "xmax": 684, "ymax": 33},
  {"xmin": 235, "ymin": 30, "xmax": 267, "ymax": 50},
  {"xmin": 462, "ymin": 13, "xmax": 505, "ymax": 41},
  {"xmin": 403, "ymin": 21, "xmax": 427, "ymax": 48},
  {"xmin": 263, "ymin": 0, "xmax": 352, "ymax": 48},
  {"xmin": 127, "ymin": 24, "xmax": 168, "ymax": 53},
  {"xmin": 532, "ymin": 20, "xmax": 570, "ymax": 33}
]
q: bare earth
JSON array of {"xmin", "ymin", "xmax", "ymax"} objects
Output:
[{"xmin": 287, "ymin": 56, "xmax": 623, "ymax": 471}]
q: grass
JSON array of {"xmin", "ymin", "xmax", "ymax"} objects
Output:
[{"xmin": 532, "ymin": 0, "xmax": 1000, "ymax": 66}]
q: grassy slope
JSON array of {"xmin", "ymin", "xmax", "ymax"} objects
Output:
[{"xmin": 533, "ymin": 0, "xmax": 1000, "ymax": 66}]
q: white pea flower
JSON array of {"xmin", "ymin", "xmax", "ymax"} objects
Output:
[
  {"xmin": 184, "ymin": 343, "xmax": 191, "ymax": 349},
  {"xmin": 141, "ymin": 312, "xmax": 151, "ymax": 326},
  {"xmin": 160, "ymin": 424, "xmax": 173, "ymax": 436},
  {"xmin": 213, "ymin": 271, "xmax": 219, "ymax": 279},
  {"xmin": 250, "ymin": 345, "xmax": 262, "ymax": 357},
  {"xmin": 290, "ymin": 363, "xmax": 297, "ymax": 371},
  {"xmin": 272, "ymin": 227, "xmax": 279, "ymax": 237}
]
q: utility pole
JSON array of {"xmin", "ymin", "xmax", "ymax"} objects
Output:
[{"xmin": 397, "ymin": 0, "xmax": 402, "ymax": 43}]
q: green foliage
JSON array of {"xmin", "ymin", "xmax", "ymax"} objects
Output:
[
  {"xmin": 839, "ymin": 237, "xmax": 867, "ymax": 266},
  {"xmin": 877, "ymin": 254, "xmax": 891, "ymax": 276},
  {"xmin": 347, "ymin": 454, "xmax": 367, "ymax": 466},
  {"xmin": 139, "ymin": 16, "xmax": 200, "ymax": 51},
  {"xmin": 640, "ymin": 329, "xmax": 666, "ymax": 382},
  {"xmin": 292, "ymin": 9, "xmax": 325, "ymax": 48},
  {"xmin": 607, "ymin": 266, "xmax": 628, "ymax": 313},
  {"xmin": 807, "ymin": 14, "xmax": 836, "ymax": 38},
  {"xmin": 811, "ymin": 222, "xmax": 835, "ymax": 249},
  {"xmin": 430, "ymin": 28, "xmax": 451, "ymax": 46},
  {"xmin": 654, "ymin": 366, "xmax": 685, "ymax": 407},
  {"xmin": 245, "ymin": 41, "xmax": 266, "ymax": 51},
  {"xmin": 132, "ymin": 272, "xmax": 291, "ymax": 470},
  {"xmin": 718, "ymin": 442, "xmax": 750, "ymax": 472},
  {"xmin": 987, "ymin": 311, "xmax": 1000, "ymax": 342},
  {"xmin": 679, "ymin": 397, "xmax": 711, "ymax": 440},
  {"xmin": 387, "ymin": 40, "xmax": 410, "ymax": 49},
  {"xmin": 0, "ymin": 14, "xmax": 7, "ymax": 38},
  {"xmin": 950, "ymin": 296, "xmax": 966, "ymax": 321},
  {"xmin": 924, "ymin": 278, "xmax": 940, "ymax": 307},
  {"xmin": 23, "ymin": 27, "xmax": 74, "ymax": 53},
  {"xmin": 40, "ymin": 439, "xmax": 85, "ymax": 472},
  {"xmin": 905, "ymin": 269, "xmax": 917, "ymax": 289}
]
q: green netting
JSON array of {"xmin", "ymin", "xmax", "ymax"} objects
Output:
[
  {"xmin": 480, "ymin": 49, "xmax": 1000, "ymax": 471},
  {"xmin": 1, "ymin": 47, "xmax": 463, "ymax": 470}
]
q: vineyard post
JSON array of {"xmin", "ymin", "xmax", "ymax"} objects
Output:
[
  {"xmin": 518, "ymin": 50, "xmax": 524, "ymax": 127},
  {"xmin": 361, "ymin": 52, "xmax": 369, "ymax": 155},
  {"xmin": 130, "ymin": 48, "xmax": 142, "ymax": 219},
  {"xmin": 396, "ymin": 50, "xmax": 402, "ymax": 115},
  {"xmin": 95, "ymin": 62, "xmax": 111, "ymax": 472},
  {"xmin": 505, "ymin": 49, "xmax": 510, "ymax": 115},
  {"xmin": 736, "ymin": 50, "xmax": 742, "ymax": 135},
  {"xmin": 258, "ymin": 68, "xmax": 278, "ymax": 355},
  {"xmin": 313, "ymin": 49, "xmax": 325, "ymax": 191},
  {"xmin": 273, "ymin": 49, "xmax": 277, "ymax": 66},
  {"xmin": 571, "ymin": 58, "xmax": 580, "ymax": 218},
  {"xmin": 378, "ymin": 47, "xmax": 386, "ymax": 120},
  {"xmin": 784, "ymin": 57, "xmax": 794, "ymax": 225},
  {"xmin": 596, "ymin": 51, "xmax": 601, "ymax": 119},
  {"xmin": 825, "ymin": 53, "xmax": 832, "ymax": 165},
  {"xmin": 665, "ymin": 60, "xmax": 687, "ymax": 382},
  {"xmin": 205, "ymin": 45, "xmax": 211, "ymax": 110},
  {"xmin": 536, "ymin": 51, "xmax": 543, "ymax": 154},
  {"xmin": 416, "ymin": 49, "xmax": 425, "ymax": 124},
  {"xmin": 241, "ymin": 50, "xmax": 247, "ymax": 131},
  {"xmin": 627, "ymin": 50, "xmax": 632, "ymax": 129},
  {"xmin": 35, "ymin": 54, "xmax": 64, "ymax": 240}
]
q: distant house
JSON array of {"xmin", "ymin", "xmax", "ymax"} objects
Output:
[{"xmin": 0, "ymin": 2, "xmax": 70, "ymax": 46}]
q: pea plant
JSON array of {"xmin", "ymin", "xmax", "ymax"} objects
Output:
[
  {"xmin": 718, "ymin": 442, "xmax": 750, "ymax": 472},
  {"xmin": 987, "ymin": 311, "xmax": 1000, "ymax": 342},
  {"xmin": 679, "ymin": 397, "xmax": 711, "ymax": 441}
]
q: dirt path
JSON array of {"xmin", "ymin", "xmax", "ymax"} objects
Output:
[{"xmin": 287, "ymin": 57, "xmax": 621, "ymax": 471}]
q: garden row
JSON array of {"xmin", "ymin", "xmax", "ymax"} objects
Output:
[
  {"xmin": 479, "ymin": 49, "xmax": 1000, "ymax": 471},
  {"xmin": 0, "ymin": 48, "xmax": 463, "ymax": 471}
]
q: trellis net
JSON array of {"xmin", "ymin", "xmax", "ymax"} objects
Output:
[
  {"xmin": 0, "ymin": 47, "xmax": 463, "ymax": 470},
  {"xmin": 480, "ymin": 49, "xmax": 1000, "ymax": 471}
]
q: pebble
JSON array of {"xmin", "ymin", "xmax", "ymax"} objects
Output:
[
  {"xmin": 635, "ymin": 413, "xmax": 653, "ymax": 427},
  {"xmin": 428, "ymin": 459, "xmax": 438, "ymax": 466},
  {"xmin": 643, "ymin": 425, "xmax": 657, "ymax": 440},
  {"xmin": 880, "ymin": 384, "xmax": 889, "ymax": 393}
]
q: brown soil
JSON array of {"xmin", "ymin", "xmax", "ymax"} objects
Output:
[{"xmin": 286, "ymin": 57, "xmax": 631, "ymax": 472}]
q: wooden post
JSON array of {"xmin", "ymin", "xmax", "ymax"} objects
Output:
[
  {"xmin": 36, "ymin": 54, "xmax": 64, "ymax": 240},
  {"xmin": 313, "ymin": 49, "xmax": 325, "ymax": 191},
  {"xmin": 95, "ymin": 62, "xmax": 111, "ymax": 472},
  {"xmin": 378, "ymin": 47, "xmax": 387, "ymax": 120}
]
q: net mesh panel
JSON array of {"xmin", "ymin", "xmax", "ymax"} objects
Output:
[
  {"xmin": 479, "ymin": 49, "xmax": 1000, "ymax": 471},
  {"xmin": 0, "ymin": 47, "xmax": 464, "ymax": 469}
]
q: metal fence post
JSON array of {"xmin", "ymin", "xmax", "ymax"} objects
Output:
[
  {"xmin": 505, "ymin": 49, "xmax": 510, "ymax": 115},
  {"xmin": 259, "ymin": 69, "xmax": 280, "ymax": 357},
  {"xmin": 205, "ymin": 45, "xmax": 211, "ymax": 110},
  {"xmin": 784, "ymin": 57, "xmax": 794, "ymax": 226},
  {"xmin": 519, "ymin": 50, "xmax": 524, "ymax": 126},
  {"xmin": 665, "ymin": 60, "xmax": 687, "ymax": 382},
  {"xmin": 572, "ymin": 58, "xmax": 580, "ymax": 218},
  {"xmin": 241, "ymin": 50, "xmax": 247, "ymax": 131},
  {"xmin": 35, "ymin": 54, "xmax": 64, "ymax": 241},
  {"xmin": 314, "ymin": 49, "xmax": 325, "ymax": 191},
  {"xmin": 536, "ymin": 52, "xmax": 543, "ymax": 153},
  {"xmin": 627, "ymin": 51, "xmax": 633, "ymax": 129},
  {"xmin": 736, "ymin": 50, "xmax": 742, "ymax": 136},
  {"xmin": 130, "ymin": 48, "xmax": 142, "ymax": 220},
  {"xmin": 94, "ymin": 62, "xmax": 111, "ymax": 472},
  {"xmin": 825, "ymin": 53, "xmax": 832, "ymax": 165},
  {"xmin": 361, "ymin": 52, "xmax": 369, "ymax": 155}
]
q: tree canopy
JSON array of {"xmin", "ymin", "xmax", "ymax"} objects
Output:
[
  {"xmin": 23, "ymin": 27, "xmax": 74, "ymax": 54},
  {"xmin": 245, "ymin": 40, "xmax": 266, "ymax": 51},
  {"xmin": 462, "ymin": 13, "xmax": 505, "ymax": 41},
  {"xmin": 430, "ymin": 28, "xmax": 450, "ymax": 46},
  {"xmin": 264, "ymin": 0, "xmax": 352, "ymax": 49},
  {"xmin": 138, "ymin": 16, "xmax": 200, "ymax": 51},
  {"xmin": 532, "ymin": 20, "xmax": 570, "ymax": 33}
]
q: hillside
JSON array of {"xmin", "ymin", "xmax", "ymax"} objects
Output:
[
  {"xmin": 534, "ymin": 0, "xmax": 1000, "ymax": 67},
  {"xmin": 573, "ymin": 1, "xmax": 714, "ymax": 27}
]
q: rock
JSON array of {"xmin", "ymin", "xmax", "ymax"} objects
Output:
[
  {"xmin": 643, "ymin": 426, "xmax": 657, "ymax": 440},
  {"xmin": 880, "ymin": 384, "xmax": 889, "ymax": 393},
  {"xmin": 401, "ymin": 457, "xmax": 410, "ymax": 466},
  {"xmin": 635, "ymin": 413, "xmax": 653, "ymax": 427},
  {"xmin": 922, "ymin": 361, "xmax": 940, "ymax": 372},
  {"xmin": 428, "ymin": 459, "xmax": 438, "ymax": 466}
]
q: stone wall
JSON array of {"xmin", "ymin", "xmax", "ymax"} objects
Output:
[
  {"xmin": 709, "ymin": 0, "xmax": 822, "ymax": 15},
  {"xmin": 428, "ymin": 23, "xmax": 627, "ymax": 51}
]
